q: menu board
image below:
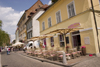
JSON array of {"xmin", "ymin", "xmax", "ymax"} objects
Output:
[{"xmin": 84, "ymin": 37, "xmax": 90, "ymax": 45}]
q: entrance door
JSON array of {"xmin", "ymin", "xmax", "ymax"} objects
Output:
[{"xmin": 72, "ymin": 31, "xmax": 81, "ymax": 50}]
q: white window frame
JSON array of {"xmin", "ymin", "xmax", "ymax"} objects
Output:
[
  {"xmin": 48, "ymin": 17, "xmax": 52, "ymax": 28},
  {"xmin": 50, "ymin": 37, "xmax": 54, "ymax": 47},
  {"xmin": 56, "ymin": 10, "xmax": 62, "ymax": 24},
  {"xmin": 42, "ymin": 22, "xmax": 45, "ymax": 30},
  {"xmin": 59, "ymin": 35, "xmax": 64, "ymax": 47},
  {"xmin": 67, "ymin": 1, "xmax": 76, "ymax": 18}
]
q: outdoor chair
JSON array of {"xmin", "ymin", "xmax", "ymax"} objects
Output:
[
  {"xmin": 42, "ymin": 50, "xmax": 48, "ymax": 58},
  {"xmin": 68, "ymin": 49, "xmax": 77, "ymax": 59},
  {"xmin": 65, "ymin": 52, "xmax": 71, "ymax": 60},
  {"xmin": 37, "ymin": 50, "xmax": 43, "ymax": 58},
  {"xmin": 26, "ymin": 51, "xmax": 32, "ymax": 55},
  {"xmin": 57, "ymin": 52, "xmax": 63, "ymax": 62},
  {"xmin": 73, "ymin": 48, "xmax": 82, "ymax": 57},
  {"xmin": 49, "ymin": 50, "xmax": 57, "ymax": 61},
  {"xmin": 33, "ymin": 50, "xmax": 39, "ymax": 56}
]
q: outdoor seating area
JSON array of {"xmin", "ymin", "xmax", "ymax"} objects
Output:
[{"xmin": 25, "ymin": 48, "xmax": 83, "ymax": 63}]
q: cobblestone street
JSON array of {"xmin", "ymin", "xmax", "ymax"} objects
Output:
[{"xmin": 1, "ymin": 51, "xmax": 63, "ymax": 67}]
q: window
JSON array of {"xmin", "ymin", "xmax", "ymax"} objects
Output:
[
  {"xmin": 56, "ymin": 11, "xmax": 61, "ymax": 23},
  {"xmin": 48, "ymin": 17, "xmax": 52, "ymax": 27},
  {"xmin": 27, "ymin": 31, "xmax": 32, "ymax": 39},
  {"xmin": 26, "ymin": 21, "xmax": 32, "ymax": 30},
  {"xmin": 50, "ymin": 37, "xmax": 54, "ymax": 47},
  {"xmin": 42, "ymin": 22, "xmax": 45, "ymax": 30},
  {"xmin": 67, "ymin": 1, "xmax": 75, "ymax": 18},
  {"xmin": 66, "ymin": 37, "xmax": 69, "ymax": 44},
  {"xmin": 99, "ymin": 0, "xmax": 100, "ymax": 4},
  {"xmin": 59, "ymin": 35, "xmax": 64, "ymax": 47}
]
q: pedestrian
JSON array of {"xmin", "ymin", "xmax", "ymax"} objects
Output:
[
  {"xmin": 8, "ymin": 47, "xmax": 10, "ymax": 54},
  {"xmin": 0, "ymin": 48, "xmax": 1, "ymax": 52},
  {"xmin": 6, "ymin": 47, "xmax": 9, "ymax": 55}
]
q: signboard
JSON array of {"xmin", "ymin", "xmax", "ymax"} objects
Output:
[
  {"xmin": 84, "ymin": 37, "xmax": 90, "ymax": 45},
  {"xmin": 68, "ymin": 23, "xmax": 80, "ymax": 28}
]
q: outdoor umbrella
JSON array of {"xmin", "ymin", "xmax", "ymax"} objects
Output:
[{"xmin": 45, "ymin": 28, "xmax": 83, "ymax": 50}]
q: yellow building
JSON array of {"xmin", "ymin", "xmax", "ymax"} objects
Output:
[{"xmin": 38, "ymin": 0, "xmax": 100, "ymax": 54}]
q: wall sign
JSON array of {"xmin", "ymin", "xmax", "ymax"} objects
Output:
[
  {"xmin": 68, "ymin": 23, "xmax": 80, "ymax": 28},
  {"xmin": 84, "ymin": 37, "xmax": 90, "ymax": 45}
]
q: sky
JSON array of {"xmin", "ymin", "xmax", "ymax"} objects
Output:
[{"xmin": 0, "ymin": 0, "xmax": 52, "ymax": 42}]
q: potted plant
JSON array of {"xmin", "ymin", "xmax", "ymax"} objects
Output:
[
  {"xmin": 66, "ymin": 46, "xmax": 69, "ymax": 52},
  {"xmin": 81, "ymin": 46, "xmax": 86, "ymax": 56}
]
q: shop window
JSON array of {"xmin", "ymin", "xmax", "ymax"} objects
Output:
[
  {"xmin": 67, "ymin": 1, "xmax": 76, "ymax": 18},
  {"xmin": 42, "ymin": 22, "xmax": 45, "ymax": 30},
  {"xmin": 48, "ymin": 17, "xmax": 52, "ymax": 28},
  {"xmin": 50, "ymin": 37, "xmax": 54, "ymax": 47},
  {"xmin": 59, "ymin": 35, "xmax": 64, "ymax": 47},
  {"xmin": 56, "ymin": 10, "xmax": 61, "ymax": 23}
]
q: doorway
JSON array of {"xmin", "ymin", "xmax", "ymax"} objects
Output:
[{"xmin": 72, "ymin": 31, "xmax": 81, "ymax": 51}]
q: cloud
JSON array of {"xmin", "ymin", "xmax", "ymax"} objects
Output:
[
  {"xmin": 48, "ymin": 0, "xmax": 52, "ymax": 5},
  {"xmin": 0, "ymin": 6, "xmax": 24, "ymax": 42}
]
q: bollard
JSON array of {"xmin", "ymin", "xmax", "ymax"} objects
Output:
[
  {"xmin": 62, "ymin": 51, "xmax": 67, "ymax": 64},
  {"xmin": 57, "ymin": 51, "xmax": 67, "ymax": 64}
]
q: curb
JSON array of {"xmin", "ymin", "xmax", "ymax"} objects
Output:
[
  {"xmin": 17, "ymin": 52, "xmax": 96, "ymax": 67},
  {"xmin": 19, "ymin": 53, "xmax": 78, "ymax": 67}
]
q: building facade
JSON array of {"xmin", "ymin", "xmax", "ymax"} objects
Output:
[
  {"xmin": 26, "ymin": 4, "xmax": 49, "ymax": 40},
  {"xmin": 15, "ymin": 28, "xmax": 19, "ymax": 42},
  {"xmin": 17, "ymin": 0, "xmax": 44, "ymax": 43},
  {"xmin": 38, "ymin": 0, "xmax": 100, "ymax": 54}
]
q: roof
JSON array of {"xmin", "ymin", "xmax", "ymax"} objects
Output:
[
  {"xmin": 17, "ymin": 0, "xmax": 44, "ymax": 26},
  {"xmin": 25, "ymin": 4, "xmax": 49, "ymax": 24},
  {"xmin": 37, "ymin": 0, "xmax": 60, "ymax": 20}
]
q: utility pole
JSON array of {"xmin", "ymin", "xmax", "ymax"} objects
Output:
[{"xmin": 90, "ymin": 0, "xmax": 100, "ymax": 53}]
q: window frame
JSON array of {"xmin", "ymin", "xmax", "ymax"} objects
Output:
[
  {"xmin": 67, "ymin": 1, "xmax": 76, "ymax": 18},
  {"xmin": 56, "ymin": 10, "xmax": 62, "ymax": 24},
  {"xmin": 50, "ymin": 37, "xmax": 54, "ymax": 47},
  {"xmin": 42, "ymin": 22, "xmax": 45, "ymax": 30},
  {"xmin": 48, "ymin": 17, "xmax": 52, "ymax": 28},
  {"xmin": 59, "ymin": 34, "xmax": 65, "ymax": 47}
]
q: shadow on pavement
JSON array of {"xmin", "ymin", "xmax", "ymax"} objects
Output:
[{"xmin": 2, "ymin": 65, "xmax": 8, "ymax": 67}]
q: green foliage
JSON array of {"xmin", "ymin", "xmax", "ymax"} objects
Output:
[
  {"xmin": 0, "ymin": 20, "xmax": 2, "ymax": 27},
  {"xmin": 52, "ymin": 0, "xmax": 58, "ymax": 3},
  {"xmin": 0, "ymin": 20, "xmax": 10, "ymax": 46}
]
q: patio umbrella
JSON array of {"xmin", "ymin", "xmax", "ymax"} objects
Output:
[
  {"xmin": 12, "ymin": 42, "xmax": 24, "ymax": 47},
  {"xmin": 45, "ymin": 28, "xmax": 83, "ymax": 50},
  {"xmin": 29, "ymin": 35, "xmax": 54, "ymax": 49},
  {"xmin": 46, "ymin": 28, "xmax": 83, "ymax": 35},
  {"xmin": 30, "ymin": 35, "xmax": 54, "ymax": 41}
]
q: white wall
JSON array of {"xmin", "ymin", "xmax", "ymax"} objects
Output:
[{"xmin": 32, "ymin": 10, "xmax": 45, "ymax": 37}]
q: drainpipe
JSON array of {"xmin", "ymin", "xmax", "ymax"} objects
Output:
[{"xmin": 90, "ymin": 0, "xmax": 100, "ymax": 53}]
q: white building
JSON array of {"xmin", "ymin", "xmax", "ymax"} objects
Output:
[{"xmin": 25, "ymin": 4, "xmax": 49, "ymax": 47}]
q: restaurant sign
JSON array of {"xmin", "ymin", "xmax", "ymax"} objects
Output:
[{"xmin": 68, "ymin": 23, "xmax": 80, "ymax": 28}]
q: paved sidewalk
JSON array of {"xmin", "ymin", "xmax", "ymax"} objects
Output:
[
  {"xmin": 73, "ymin": 57, "xmax": 100, "ymax": 67},
  {"xmin": 15, "ymin": 51, "xmax": 96, "ymax": 67}
]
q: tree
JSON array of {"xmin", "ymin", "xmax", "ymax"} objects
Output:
[
  {"xmin": 0, "ymin": 20, "xmax": 10, "ymax": 46},
  {"xmin": 0, "ymin": 20, "xmax": 2, "ymax": 27},
  {"xmin": 52, "ymin": 0, "xmax": 58, "ymax": 3}
]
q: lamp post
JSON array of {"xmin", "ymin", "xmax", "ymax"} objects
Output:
[{"xmin": 90, "ymin": 0, "xmax": 100, "ymax": 53}]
